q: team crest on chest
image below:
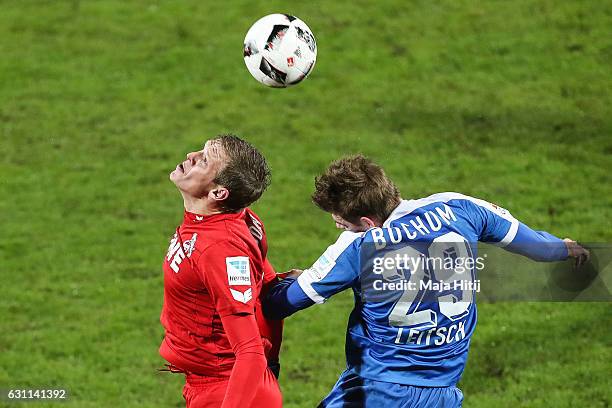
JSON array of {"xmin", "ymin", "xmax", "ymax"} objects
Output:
[{"xmin": 166, "ymin": 232, "xmax": 198, "ymax": 273}]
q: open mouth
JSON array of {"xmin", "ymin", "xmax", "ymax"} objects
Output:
[{"xmin": 175, "ymin": 158, "xmax": 194, "ymax": 174}]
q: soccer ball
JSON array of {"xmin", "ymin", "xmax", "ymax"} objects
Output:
[{"xmin": 243, "ymin": 14, "xmax": 317, "ymax": 88}]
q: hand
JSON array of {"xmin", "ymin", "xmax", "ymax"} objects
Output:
[
  {"xmin": 261, "ymin": 337, "xmax": 273, "ymax": 357},
  {"xmin": 277, "ymin": 269, "xmax": 303, "ymax": 280},
  {"xmin": 285, "ymin": 269, "xmax": 303, "ymax": 278},
  {"xmin": 563, "ymin": 238, "xmax": 590, "ymax": 268}
]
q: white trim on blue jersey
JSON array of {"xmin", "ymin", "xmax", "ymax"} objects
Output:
[
  {"xmin": 263, "ymin": 191, "xmax": 568, "ymax": 388},
  {"xmin": 297, "ymin": 230, "xmax": 364, "ymax": 304},
  {"xmin": 384, "ymin": 192, "xmax": 519, "ymax": 247}
]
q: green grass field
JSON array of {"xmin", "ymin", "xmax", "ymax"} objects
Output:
[{"xmin": 1, "ymin": 1, "xmax": 611, "ymax": 407}]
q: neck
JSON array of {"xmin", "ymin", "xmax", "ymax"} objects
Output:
[{"xmin": 181, "ymin": 194, "xmax": 223, "ymax": 216}]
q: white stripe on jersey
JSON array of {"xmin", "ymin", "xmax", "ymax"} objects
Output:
[
  {"xmin": 383, "ymin": 192, "xmax": 519, "ymax": 247},
  {"xmin": 499, "ymin": 219, "xmax": 519, "ymax": 246},
  {"xmin": 298, "ymin": 230, "xmax": 363, "ymax": 304}
]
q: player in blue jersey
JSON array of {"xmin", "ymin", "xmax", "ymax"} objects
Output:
[{"xmin": 263, "ymin": 155, "xmax": 589, "ymax": 407}]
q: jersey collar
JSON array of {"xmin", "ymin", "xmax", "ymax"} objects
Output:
[{"xmin": 183, "ymin": 209, "xmax": 246, "ymax": 225}]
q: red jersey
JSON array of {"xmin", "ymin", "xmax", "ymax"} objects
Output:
[{"xmin": 159, "ymin": 208, "xmax": 279, "ymax": 377}]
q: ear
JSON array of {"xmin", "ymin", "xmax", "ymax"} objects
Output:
[
  {"xmin": 209, "ymin": 187, "xmax": 229, "ymax": 202},
  {"xmin": 359, "ymin": 216, "xmax": 379, "ymax": 229}
]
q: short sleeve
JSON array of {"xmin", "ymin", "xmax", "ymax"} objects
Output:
[{"xmin": 199, "ymin": 241, "xmax": 258, "ymax": 317}]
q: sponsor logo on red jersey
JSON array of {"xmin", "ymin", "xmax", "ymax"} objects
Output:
[{"xmin": 226, "ymin": 256, "xmax": 251, "ymax": 285}]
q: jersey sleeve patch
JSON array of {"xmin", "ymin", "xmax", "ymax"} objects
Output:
[
  {"xmin": 230, "ymin": 288, "xmax": 253, "ymax": 303},
  {"xmin": 310, "ymin": 252, "xmax": 336, "ymax": 278},
  {"xmin": 297, "ymin": 231, "xmax": 363, "ymax": 304},
  {"xmin": 226, "ymin": 256, "xmax": 251, "ymax": 286}
]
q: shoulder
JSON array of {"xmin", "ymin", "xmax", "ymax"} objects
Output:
[
  {"xmin": 412, "ymin": 192, "xmax": 491, "ymax": 209},
  {"xmin": 314, "ymin": 231, "xmax": 364, "ymax": 266},
  {"xmin": 383, "ymin": 193, "xmax": 470, "ymax": 226},
  {"xmin": 197, "ymin": 210, "xmax": 257, "ymax": 248},
  {"xmin": 408, "ymin": 192, "xmax": 510, "ymax": 211},
  {"xmin": 422, "ymin": 193, "xmax": 516, "ymax": 223},
  {"xmin": 332, "ymin": 230, "xmax": 365, "ymax": 252},
  {"xmin": 244, "ymin": 208, "xmax": 265, "ymax": 225},
  {"xmin": 424, "ymin": 192, "xmax": 515, "ymax": 220},
  {"xmin": 243, "ymin": 208, "xmax": 267, "ymax": 239},
  {"xmin": 193, "ymin": 238, "xmax": 249, "ymax": 266},
  {"xmin": 383, "ymin": 192, "xmax": 516, "ymax": 227}
]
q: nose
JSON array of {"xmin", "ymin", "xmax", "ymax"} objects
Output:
[{"xmin": 185, "ymin": 152, "xmax": 200, "ymax": 166}]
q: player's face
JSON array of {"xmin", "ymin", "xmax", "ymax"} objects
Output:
[
  {"xmin": 332, "ymin": 213, "xmax": 369, "ymax": 233},
  {"xmin": 170, "ymin": 140, "xmax": 226, "ymax": 198}
]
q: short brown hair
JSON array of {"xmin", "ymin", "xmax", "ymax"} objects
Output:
[
  {"xmin": 213, "ymin": 134, "xmax": 271, "ymax": 212},
  {"xmin": 312, "ymin": 155, "xmax": 401, "ymax": 224}
]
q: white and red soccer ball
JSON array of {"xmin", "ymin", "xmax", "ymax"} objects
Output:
[{"xmin": 243, "ymin": 14, "xmax": 317, "ymax": 88}]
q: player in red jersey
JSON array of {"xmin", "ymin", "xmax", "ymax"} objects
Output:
[{"xmin": 159, "ymin": 134, "xmax": 282, "ymax": 408}]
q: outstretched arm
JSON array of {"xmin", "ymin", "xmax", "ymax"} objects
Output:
[
  {"xmin": 505, "ymin": 222, "xmax": 569, "ymax": 261},
  {"xmin": 464, "ymin": 197, "xmax": 589, "ymax": 264},
  {"xmin": 505, "ymin": 222, "xmax": 589, "ymax": 265}
]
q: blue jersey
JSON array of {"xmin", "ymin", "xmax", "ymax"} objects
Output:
[{"xmin": 264, "ymin": 193, "xmax": 568, "ymax": 387}]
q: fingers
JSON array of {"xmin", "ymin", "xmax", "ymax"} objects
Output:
[
  {"xmin": 575, "ymin": 253, "xmax": 583, "ymax": 268},
  {"xmin": 285, "ymin": 269, "xmax": 304, "ymax": 279},
  {"xmin": 276, "ymin": 269, "xmax": 304, "ymax": 280},
  {"xmin": 563, "ymin": 238, "xmax": 590, "ymax": 268},
  {"xmin": 580, "ymin": 247, "xmax": 591, "ymax": 262}
]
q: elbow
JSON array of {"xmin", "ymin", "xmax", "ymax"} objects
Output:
[
  {"xmin": 247, "ymin": 352, "xmax": 268, "ymax": 368},
  {"xmin": 233, "ymin": 343, "xmax": 268, "ymax": 367},
  {"xmin": 238, "ymin": 351, "xmax": 268, "ymax": 375}
]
